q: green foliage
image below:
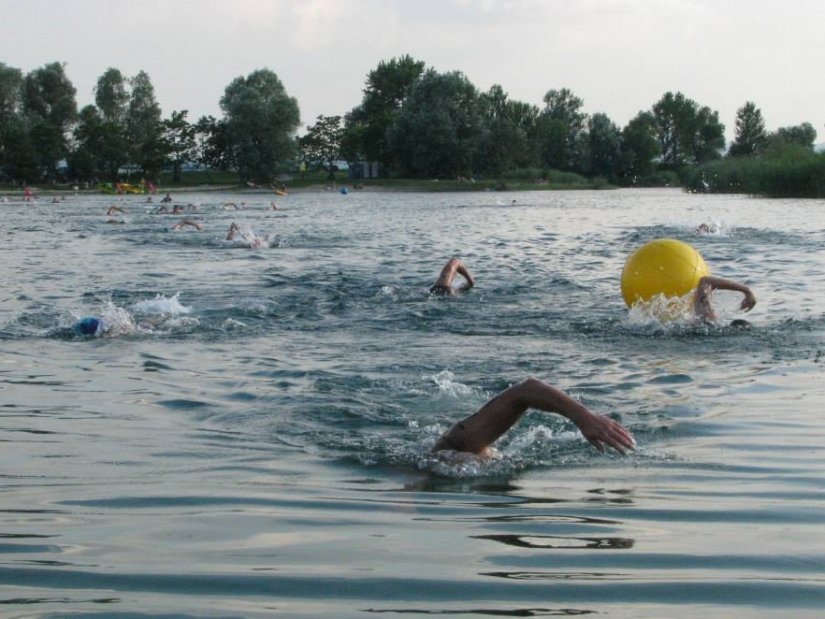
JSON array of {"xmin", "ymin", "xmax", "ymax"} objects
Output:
[
  {"xmin": 126, "ymin": 71, "xmax": 165, "ymax": 178},
  {"xmin": 20, "ymin": 62, "xmax": 78, "ymax": 180},
  {"xmin": 474, "ymin": 85, "xmax": 537, "ymax": 176},
  {"xmin": 5, "ymin": 55, "xmax": 822, "ymax": 198},
  {"xmin": 95, "ymin": 68, "xmax": 128, "ymax": 124},
  {"xmin": 619, "ymin": 112, "xmax": 659, "ymax": 182},
  {"xmin": 651, "ymin": 91, "xmax": 724, "ymax": 168},
  {"xmin": 0, "ymin": 63, "xmax": 23, "ymax": 125},
  {"xmin": 299, "ymin": 115, "xmax": 344, "ymax": 173},
  {"xmin": 540, "ymin": 88, "xmax": 587, "ymax": 171},
  {"xmin": 728, "ymin": 101, "xmax": 766, "ymax": 157},
  {"xmin": 163, "ymin": 110, "xmax": 196, "ymax": 182},
  {"xmin": 764, "ymin": 122, "xmax": 817, "ymax": 153},
  {"xmin": 686, "ymin": 147, "xmax": 825, "ymax": 197},
  {"xmin": 386, "ymin": 69, "xmax": 483, "ymax": 178},
  {"xmin": 342, "ymin": 54, "xmax": 425, "ymax": 167},
  {"xmin": 586, "ymin": 113, "xmax": 622, "ymax": 180},
  {"xmin": 219, "ymin": 68, "xmax": 300, "ymax": 183},
  {"xmin": 531, "ymin": 115, "xmax": 568, "ymax": 170}
]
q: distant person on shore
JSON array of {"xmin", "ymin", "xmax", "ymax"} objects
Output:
[
  {"xmin": 430, "ymin": 258, "xmax": 475, "ymax": 296},
  {"xmin": 432, "ymin": 377, "xmax": 635, "ymax": 456},
  {"xmin": 693, "ymin": 276, "xmax": 756, "ymax": 322},
  {"xmin": 172, "ymin": 219, "xmax": 202, "ymax": 231}
]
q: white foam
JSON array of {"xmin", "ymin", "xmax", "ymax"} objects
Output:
[
  {"xmin": 430, "ymin": 370, "xmax": 472, "ymax": 397},
  {"xmin": 132, "ymin": 293, "xmax": 192, "ymax": 316}
]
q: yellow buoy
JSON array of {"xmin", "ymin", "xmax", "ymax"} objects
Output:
[{"xmin": 620, "ymin": 238, "xmax": 710, "ymax": 307}]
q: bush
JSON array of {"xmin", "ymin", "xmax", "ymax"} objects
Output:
[{"xmin": 685, "ymin": 151, "xmax": 825, "ymax": 198}]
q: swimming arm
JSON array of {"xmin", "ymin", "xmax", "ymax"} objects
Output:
[
  {"xmin": 431, "ymin": 258, "xmax": 475, "ymax": 293},
  {"xmin": 455, "ymin": 261, "xmax": 475, "ymax": 291},
  {"xmin": 432, "ymin": 377, "xmax": 635, "ymax": 456},
  {"xmin": 694, "ymin": 276, "xmax": 756, "ymax": 320}
]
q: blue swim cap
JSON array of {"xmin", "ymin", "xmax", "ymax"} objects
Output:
[{"xmin": 75, "ymin": 316, "xmax": 101, "ymax": 336}]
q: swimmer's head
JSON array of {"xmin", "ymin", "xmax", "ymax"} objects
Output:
[{"xmin": 74, "ymin": 316, "xmax": 101, "ymax": 336}]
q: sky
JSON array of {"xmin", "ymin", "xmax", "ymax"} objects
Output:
[{"xmin": 2, "ymin": 0, "xmax": 824, "ymax": 141}]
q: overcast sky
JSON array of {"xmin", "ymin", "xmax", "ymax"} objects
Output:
[{"xmin": 2, "ymin": 0, "xmax": 823, "ymax": 141}]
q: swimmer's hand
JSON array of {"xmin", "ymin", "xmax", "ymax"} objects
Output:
[
  {"xmin": 575, "ymin": 411, "xmax": 636, "ymax": 455},
  {"xmin": 740, "ymin": 289, "xmax": 756, "ymax": 312}
]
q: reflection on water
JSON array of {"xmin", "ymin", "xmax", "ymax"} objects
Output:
[{"xmin": 1, "ymin": 188, "xmax": 824, "ymax": 616}]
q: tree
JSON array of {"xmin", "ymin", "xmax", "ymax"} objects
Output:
[
  {"xmin": 163, "ymin": 110, "xmax": 196, "ymax": 182},
  {"xmin": 342, "ymin": 55, "xmax": 425, "ymax": 167},
  {"xmin": 95, "ymin": 68, "xmax": 128, "ymax": 124},
  {"xmin": 619, "ymin": 112, "xmax": 659, "ymax": 181},
  {"xmin": 771, "ymin": 122, "xmax": 817, "ymax": 149},
  {"xmin": 219, "ymin": 68, "xmax": 300, "ymax": 183},
  {"xmin": 474, "ymin": 85, "xmax": 538, "ymax": 175},
  {"xmin": 85, "ymin": 68, "xmax": 130, "ymax": 179},
  {"xmin": 728, "ymin": 101, "xmax": 766, "ymax": 157},
  {"xmin": 299, "ymin": 115, "xmax": 344, "ymax": 176},
  {"xmin": 531, "ymin": 115, "xmax": 568, "ymax": 170},
  {"xmin": 126, "ymin": 71, "xmax": 165, "ymax": 178},
  {"xmin": 192, "ymin": 115, "xmax": 226, "ymax": 173},
  {"xmin": 0, "ymin": 62, "xmax": 23, "ymax": 125},
  {"xmin": 0, "ymin": 63, "xmax": 24, "ymax": 179},
  {"xmin": 20, "ymin": 62, "xmax": 77, "ymax": 181},
  {"xmin": 586, "ymin": 112, "xmax": 622, "ymax": 179},
  {"xmin": 652, "ymin": 91, "xmax": 724, "ymax": 168},
  {"xmin": 386, "ymin": 69, "xmax": 482, "ymax": 178},
  {"xmin": 69, "ymin": 104, "xmax": 128, "ymax": 181},
  {"xmin": 690, "ymin": 106, "xmax": 725, "ymax": 163},
  {"xmin": 540, "ymin": 88, "xmax": 588, "ymax": 171}
]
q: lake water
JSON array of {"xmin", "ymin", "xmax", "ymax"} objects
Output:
[{"xmin": 1, "ymin": 187, "xmax": 824, "ymax": 618}]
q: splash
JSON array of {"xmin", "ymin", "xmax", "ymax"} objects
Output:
[
  {"xmin": 95, "ymin": 300, "xmax": 138, "ymax": 337},
  {"xmin": 430, "ymin": 369, "xmax": 472, "ymax": 397},
  {"xmin": 693, "ymin": 218, "xmax": 734, "ymax": 237},
  {"xmin": 626, "ymin": 292, "xmax": 697, "ymax": 332},
  {"xmin": 226, "ymin": 224, "xmax": 278, "ymax": 249},
  {"xmin": 132, "ymin": 292, "xmax": 192, "ymax": 317}
]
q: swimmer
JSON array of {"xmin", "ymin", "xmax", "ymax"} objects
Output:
[
  {"xmin": 73, "ymin": 316, "xmax": 102, "ymax": 336},
  {"xmin": 430, "ymin": 258, "xmax": 475, "ymax": 296},
  {"xmin": 270, "ymin": 201, "xmax": 278, "ymax": 210},
  {"xmin": 226, "ymin": 222, "xmax": 265, "ymax": 248},
  {"xmin": 160, "ymin": 192, "xmax": 173, "ymax": 203},
  {"xmin": 51, "ymin": 196, "xmax": 60, "ymax": 204},
  {"xmin": 696, "ymin": 222, "xmax": 713, "ymax": 235},
  {"xmin": 223, "ymin": 202, "xmax": 239, "ymax": 210},
  {"xmin": 172, "ymin": 219, "xmax": 202, "ymax": 231},
  {"xmin": 693, "ymin": 276, "xmax": 756, "ymax": 322},
  {"xmin": 106, "ymin": 205, "xmax": 125, "ymax": 215},
  {"xmin": 433, "ymin": 377, "xmax": 635, "ymax": 456}
]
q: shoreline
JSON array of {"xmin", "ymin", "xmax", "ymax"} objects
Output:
[{"xmin": 0, "ymin": 181, "xmax": 620, "ymax": 198}]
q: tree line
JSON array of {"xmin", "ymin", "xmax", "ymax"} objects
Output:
[{"xmin": 0, "ymin": 56, "xmax": 819, "ymax": 191}]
